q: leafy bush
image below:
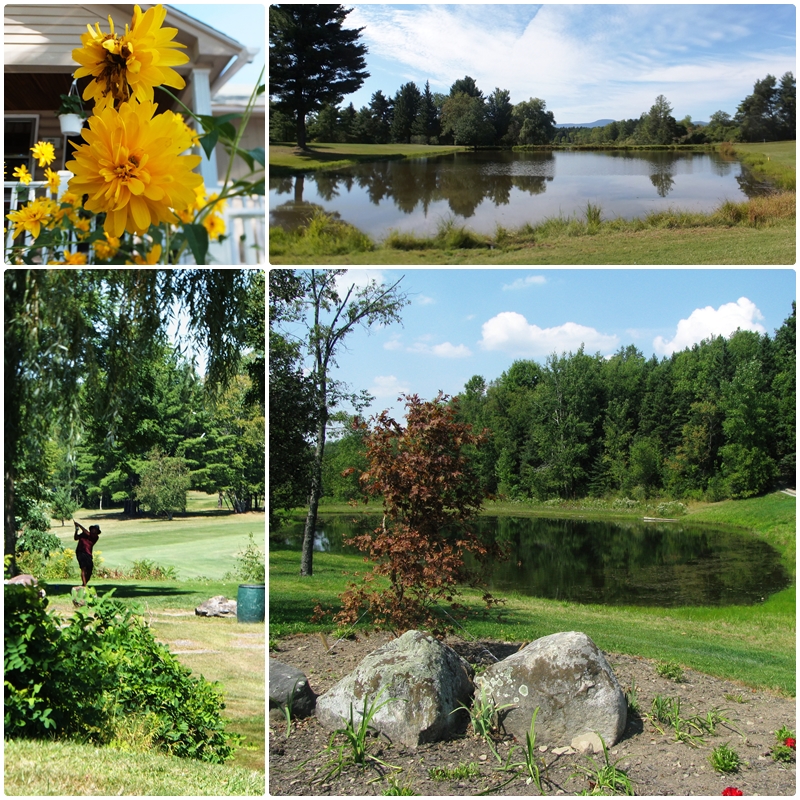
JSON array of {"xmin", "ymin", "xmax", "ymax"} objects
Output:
[
  {"xmin": 16, "ymin": 528, "xmax": 62, "ymax": 556},
  {"xmin": 230, "ymin": 534, "xmax": 265, "ymax": 583},
  {"xmin": 4, "ymin": 586, "xmax": 239, "ymax": 763},
  {"xmin": 16, "ymin": 549, "xmax": 78, "ymax": 580}
]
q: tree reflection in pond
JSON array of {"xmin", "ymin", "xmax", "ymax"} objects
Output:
[
  {"xmin": 270, "ymin": 150, "xmax": 759, "ymax": 238},
  {"xmin": 272, "ymin": 515, "xmax": 790, "ymax": 608}
]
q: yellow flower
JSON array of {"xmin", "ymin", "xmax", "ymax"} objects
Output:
[
  {"xmin": 93, "ymin": 232, "xmax": 121, "ymax": 261},
  {"xmin": 31, "ymin": 141, "xmax": 56, "ymax": 168},
  {"xmin": 66, "ymin": 99, "xmax": 203, "ymax": 237},
  {"xmin": 44, "ymin": 167, "xmax": 61, "ymax": 193},
  {"xmin": 59, "ymin": 191, "xmax": 82, "ymax": 207},
  {"xmin": 72, "ymin": 4, "xmax": 188, "ymax": 111},
  {"xmin": 12, "ymin": 165, "xmax": 32, "ymax": 185},
  {"xmin": 6, "ymin": 197, "xmax": 57, "ymax": 239},
  {"xmin": 133, "ymin": 243, "xmax": 162, "ymax": 264},
  {"xmin": 47, "ymin": 251, "xmax": 88, "ymax": 265},
  {"xmin": 202, "ymin": 212, "xmax": 226, "ymax": 241}
]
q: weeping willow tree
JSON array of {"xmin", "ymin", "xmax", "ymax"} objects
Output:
[{"xmin": 4, "ymin": 269, "xmax": 259, "ymax": 572}]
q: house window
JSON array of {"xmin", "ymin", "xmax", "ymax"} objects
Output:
[
  {"xmin": 4, "ymin": 116, "xmax": 38, "ymax": 226},
  {"xmin": 5, "ymin": 116, "xmax": 37, "ymax": 176}
]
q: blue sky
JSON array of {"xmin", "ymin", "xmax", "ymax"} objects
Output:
[
  {"xmin": 312, "ymin": 268, "xmax": 796, "ymax": 423},
  {"xmin": 169, "ymin": 3, "xmax": 265, "ymax": 91},
  {"xmin": 343, "ymin": 4, "xmax": 796, "ymax": 123}
]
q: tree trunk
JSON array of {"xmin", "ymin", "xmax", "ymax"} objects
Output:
[
  {"xmin": 4, "ymin": 469, "xmax": 17, "ymax": 576},
  {"xmin": 300, "ymin": 407, "xmax": 327, "ymax": 577},
  {"xmin": 296, "ymin": 111, "xmax": 307, "ymax": 150}
]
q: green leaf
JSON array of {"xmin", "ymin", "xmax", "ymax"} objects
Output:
[
  {"xmin": 251, "ymin": 178, "xmax": 265, "ymax": 195},
  {"xmin": 199, "ymin": 129, "xmax": 219, "ymax": 160},
  {"xmin": 218, "ymin": 122, "xmax": 237, "ymax": 141},
  {"xmin": 183, "ymin": 223, "xmax": 209, "ymax": 265},
  {"xmin": 248, "ymin": 147, "xmax": 265, "ymax": 167},
  {"xmin": 256, "ymin": 84, "xmax": 265, "ymax": 96}
]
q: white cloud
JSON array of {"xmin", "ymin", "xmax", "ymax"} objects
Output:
[
  {"xmin": 334, "ymin": 269, "xmax": 386, "ymax": 298},
  {"xmin": 369, "ymin": 375, "xmax": 410, "ymax": 398},
  {"xmin": 502, "ymin": 275, "xmax": 547, "ymax": 291},
  {"xmin": 347, "ymin": 5, "xmax": 794, "ymax": 121},
  {"xmin": 653, "ymin": 297, "xmax": 766, "ymax": 356},
  {"xmin": 480, "ymin": 312, "xmax": 619, "ymax": 356},
  {"xmin": 409, "ymin": 339, "xmax": 472, "ymax": 358},
  {"xmin": 417, "ymin": 295, "xmax": 436, "ymax": 306}
]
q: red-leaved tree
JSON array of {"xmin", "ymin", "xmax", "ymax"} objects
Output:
[{"xmin": 333, "ymin": 393, "xmax": 503, "ymax": 636}]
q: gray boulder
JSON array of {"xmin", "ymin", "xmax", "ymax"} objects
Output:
[
  {"xmin": 477, "ymin": 631, "xmax": 626, "ymax": 747},
  {"xmin": 195, "ymin": 595, "xmax": 237, "ymax": 617},
  {"xmin": 315, "ymin": 630, "xmax": 474, "ymax": 748},
  {"xmin": 269, "ymin": 660, "xmax": 316, "ymax": 719}
]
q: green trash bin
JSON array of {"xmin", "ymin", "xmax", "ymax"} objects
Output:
[{"xmin": 237, "ymin": 583, "xmax": 265, "ymax": 623}]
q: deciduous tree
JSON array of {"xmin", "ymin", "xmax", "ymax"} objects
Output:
[
  {"xmin": 285, "ymin": 270, "xmax": 409, "ymax": 577},
  {"xmin": 333, "ymin": 393, "xmax": 502, "ymax": 635}
]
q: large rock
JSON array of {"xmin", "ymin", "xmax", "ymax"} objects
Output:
[
  {"xmin": 195, "ymin": 595, "xmax": 237, "ymax": 617},
  {"xmin": 269, "ymin": 660, "xmax": 316, "ymax": 719},
  {"xmin": 477, "ymin": 631, "xmax": 626, "ymax": 747},
  {"xmin": 315, "ymin": 630, "xmax": 474, "ymax": 748}
]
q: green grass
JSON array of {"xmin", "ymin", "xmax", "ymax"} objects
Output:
[
  {"xmin": 271, "ymin": 492, "xmax": 795, "ymax": 695},
  {"xmin": 3, "ymin": 739, "xmax": 264, "ymax": 796},
  {"xmin": 55, "ymin": 492, "xmax": 264, "ymax": 579},
  {"xmin": 729, "ymin": 141, "xmax": 796, "ymax": 190},
  {"xmin": 269, "ymin": 141, "xmax": 466, "ymax": 176},
  {"xmin": 15, "ymin": 495, "xmax": 266, "ymax": 782}
]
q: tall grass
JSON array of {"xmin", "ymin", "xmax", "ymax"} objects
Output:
[{"xmin": 269, "ymin": 209, "xmax": 374, "ymax": 258}]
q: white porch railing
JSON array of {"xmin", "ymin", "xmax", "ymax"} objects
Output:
[{"xmin": 5, "ymin": 175, "xmax": 264, "ymax": 265}]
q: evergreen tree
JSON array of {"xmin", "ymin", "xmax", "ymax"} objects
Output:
[
  {"xmin": 736, "ymin": 74, "xmax": 780, "ymax": 142},
  {"xmin": 269, "ymin": 4, "xmax": 369, "ymax": 149},
  {"xmin": 391, "ymin": 82, "xmax": 421, "ymax": 143},
  {"xmin": 368, "ymin": 90, "xmax": 393, "ymax": 144},
  {"xmin": 412, "ymin": 80, "xmax": 440, "ymax": 143}
]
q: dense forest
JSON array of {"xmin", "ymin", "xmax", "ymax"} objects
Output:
[
  {"xmin": 270, "ymin": 72, "xmax": 796, "ymax": 148},
  {"xmin": 321, "ymin": 303, "xmax": 795, "ymax": 505},
  {"xmin": 11, "ymin": 271, "xmax": 265, "ymax": 544}
]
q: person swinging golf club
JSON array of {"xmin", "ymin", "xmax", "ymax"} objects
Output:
[{"xmin": 73, "ymin": 520, "xmax": 101, "ymax": 587}]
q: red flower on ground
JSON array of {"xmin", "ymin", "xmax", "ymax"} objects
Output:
[
  {"xmin": 722, "ymin": 789, "xmax": 743, "ymax": 797},
  {"xmin": 785, "ymin": 737, "xmax": 796, "ymax": 749}
]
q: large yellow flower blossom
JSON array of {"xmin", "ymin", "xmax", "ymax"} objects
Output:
[
  {"xmin": 132, "ymin": 243, "xmax": 162, "ymax": 264},
  {"xmin": 66, "ymin": 98, "xmax": 203, "ymax": 237},
  {"xmin": 12, "ymin": 165, "xmax": 32, "ymax": 185},
  {"xmin": 6, "ymin": 197, "xmax": 58, "ymax": 239},
  {"xmin": 72, "ymin": 4, "xmax": 188, "ymax": 111},
  {"xmin": 31, "ymin": 141, "xmax": 56, "ymax": 168},
  {"xmin": 48, "ymin": 251, "xmax": 88, "ymax": 265}
]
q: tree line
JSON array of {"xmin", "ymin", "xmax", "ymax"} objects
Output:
[
  {"xmin": 6, "ymin": 270, "xmax": 265, "ymax": 565},
  {"xmin": 270, "ymin": 6, "xmax": 795, "ymax": 149},
  {"xmin": 321, "ymin": 304, "xmax": 795, "ymax": 505}
]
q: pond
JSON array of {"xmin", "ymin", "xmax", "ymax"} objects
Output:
[
  {"xmin": 269, "ymin": 149, "xmax": 767, "ymax": 239},
  {"xmin": 273, "ymin": 515, "xmax": 790, "ymax": 608}
]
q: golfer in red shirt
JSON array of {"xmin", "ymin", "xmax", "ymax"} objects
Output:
[{"xmin": 74, "ymin": 521, "xmax": 101, "ymax": 587}]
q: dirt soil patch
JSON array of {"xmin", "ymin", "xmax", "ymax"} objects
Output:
[{"xmin": 269, "ymin": 632, "xmax": 796, "ymax": 796}]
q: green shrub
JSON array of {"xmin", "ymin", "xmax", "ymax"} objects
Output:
[
  {"xmin": 4, "ymin": 587, "xmax": 240, "ymax": 764},
  {"xmin": 229, "ymin": 534, "xmax": 265, "ymax": 583},
  {"xmin": 16, "ymin": 528, "xmax": 63, "ymax": 556},
  {"xmin": 129, "ymin": 559, "xmax": 178, "ymax": 580}
]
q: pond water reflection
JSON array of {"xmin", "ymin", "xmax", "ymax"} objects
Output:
[
  {"xmin": 272, "ymin": 515, "xmax": 790, "ymax": 608},
  {"xmin": 270, "ymin": 150, "xmax": 767, "ymax": 238}
]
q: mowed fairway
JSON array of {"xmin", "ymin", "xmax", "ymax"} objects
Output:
[{"xmin": 54, "ymin": 492, "xmax": 265, "ymax": 579}]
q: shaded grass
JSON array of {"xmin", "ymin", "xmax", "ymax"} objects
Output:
[
  {"xmin": 269, "ymin": 142, "xmax": 465, "ymax": 176},
  {"xmin": 3, "ymin": 739, "xmax": 264, "ymax": 796},
  {"xmin": 270, "ymin": 493, "xmax": 795, "ymax": 695},
  {"xmin": 728, "ymin": 141, "xmax": 796, "ymax": 190}
]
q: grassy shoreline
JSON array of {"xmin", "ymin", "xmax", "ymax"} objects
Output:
[
  {"xmin": 270, "ymin": 493, "xmax": 796, "ymax": 695},
  {"xmin": 269, "ymin": 140, "xmax": 796, "ymax": 264},
  {"xmin": 269, "ymin": 141, "xmax": 467, "ymax": 176}
]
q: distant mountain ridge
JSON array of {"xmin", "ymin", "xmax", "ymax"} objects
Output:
[
  {"xmin": 555, "ymin": 118, "xmax": 709, "ymax": 129},
  {"xmin": 555, "ymin": 119, "xmax": 615, "ymax": 128}
]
